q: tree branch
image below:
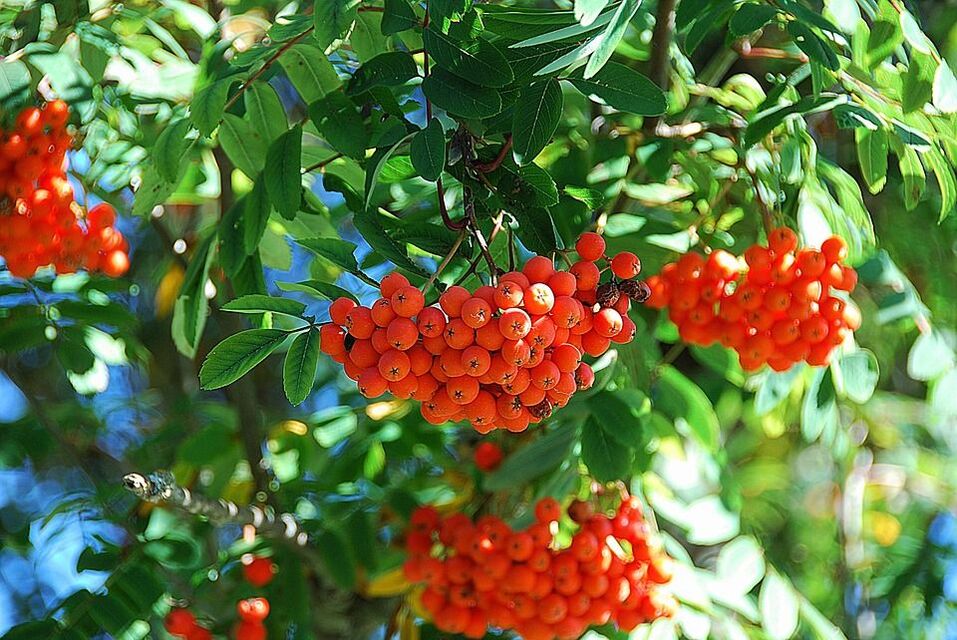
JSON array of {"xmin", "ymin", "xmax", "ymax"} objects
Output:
[
  {"xmin": 123, "ymin": 470, "xmax": 308, "ymax": 544},
  {"xmin": 223, "ymin": 29, "xmax": 314, "ymax": 113},
  {"xmin": 646, "ymin": 0, "xmax": 677, "ymax": 129}
]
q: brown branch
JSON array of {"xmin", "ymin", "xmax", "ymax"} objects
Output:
[
  {"xmin": 436, "ymin": 177, "xmax": 468, "ymax": 230},
  {"xmin": 422, "ymin": 230, "xmax": 467, "ymax": 294},
  {"xmin": 736, "ymin": 40, "xmax": 808, "ymax": 63},
  {"xmin": 223, "ymin": 28, "xmax": 314, "ymax": 112},
  {"xmin": 303, "ymin": 153, "xmax": 344, "ymax": 174},
  {"xmin": 645, "ymin": 0, "xmax": 677, "ymax": 132},
  {"xmin": 473, "ymin": 136, "xmax": 513, "ymax": 174},
  {"xmin": 123, "ymin": 471, "xmax": 308, "ymax": 544}
]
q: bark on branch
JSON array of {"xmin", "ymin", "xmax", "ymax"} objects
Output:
[{"xmin": 123, "ymin": 470, "xmax": 308, "ymax": 545}]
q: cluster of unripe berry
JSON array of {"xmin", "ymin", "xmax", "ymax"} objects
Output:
[
  {"xmin": 320, "ymin": 233, "xmax": 649, "ymax": 432},
  {"xmin": 162, "ymin": 555, "xmax": 276, "ymax": 640},
  {"xmin": 403, "ymin": 496, "xmax": 676, "ymax": 640},
  {"xmin": 0, "ymin": 101, "xmax": 130, "ymax": 279},
  {"xmin": 644, "ymin": 228, "xmax": 860, "ymax": 371}
]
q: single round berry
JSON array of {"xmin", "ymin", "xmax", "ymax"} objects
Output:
[
  {"xmin": 610, "ymin": 251, "xmax": 641, "ymax": 279},
  {"xmin": 575, "ymin": 232, "xmax": 606, "ymax": 261}
]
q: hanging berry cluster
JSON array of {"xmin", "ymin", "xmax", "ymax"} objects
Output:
[
  {"xmin": 319, "ymin": 233, "xmax": 650, "ymax": 433},
  {"xmin": 162, "ymin": 555, "xmax": 275, "ymax": 639},
  {"xmin": 0, "ymin": 102, "xmax": 130, "ymax": 279},
  {"xmin": 644, "ymin": 228, "xmax": 860, "ymax": 371},
  {"xmin": 403, "ymin": 496, "xmax": 676, "ymax": 640}
]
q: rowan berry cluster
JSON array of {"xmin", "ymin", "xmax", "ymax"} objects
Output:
[
  {"xmin": 403, "ymin": 496, "xmax": 676, "ymax": 640},
  {"xmin": 320, "ymin": 233, "xmax": 650, "ymax": 432},
  {"xmin": 162, "ymin": 555, "xmax": 275, "ymax": 639},
  {"xmin": 0, "ymin": 101, "xmax": 130, "ymax": 279},
  {"xmin": 644, "ymin": 228, "xmax": 861, "ymax": 371}
]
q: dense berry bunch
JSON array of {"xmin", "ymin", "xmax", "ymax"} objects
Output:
[
  {"xmin": 403, "ymin": 497, "xmax": 676, "ymax": 640},
  {"xmin": 320, "ymin": 233, "xmax": 649, "ymax": 432},
  {"xmin": 644, "ymin": 228, "xmax": 860, "ymax": 371},
  {"xmin": 0, "ymin": 102, "xmax": 130, "ymax": 279}
]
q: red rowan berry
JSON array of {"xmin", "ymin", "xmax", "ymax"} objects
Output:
[
  {"xmin": 386, "ymin": 317, "xmax": 418, "ymax": 350},
  {"xmin": 164, "ymin": 609, "xmax": 197, "ymax": 637},
  {"xmin": 461, "ymin": 297, "xmax": 492, "ymax": 329},
  {"xmin": 380, "ymin": 272, "xmax": 410, "ymax": 298},
  {"xmin": 576, "ymin": 232, "xmax": 606, "ymax": 261},
  {"xmin": 474, "ymin": 442, "xmax": 503, "ymax": 471},
  {"xmin": 391, "ymin": 285, "xmax": 425, "ymax": 317},
  {"xmin": 439, "ymin": 285, "xmax": 471, "ymax": 317},
  {"xmin": 611, "ymin": 251, "xmax": 641, "ymax": 279},
  {"xmin": 237, "ymin": 597, "xmax": 270, "ymax": 622},
  {"xmin": 235, "ymin": 620, "xmax": 266, "ymax": 640},
  {"xmin": 329, "ymin": 297, "xmax": 356, "ymax": 326},
  {"xmin": 417, "ymin": 306, "xmax": 446, "ymax": 338},
  {"xmin": 243, "ymin": 556, "xmax": 276, "ymax": 587},
  {"xmin": 821, "ymin": 235, "xmax": 848, "ymax": 263},
  {"xmin": 570, "ymin": 260, "xmax": 600, "ymax": 290},
  {"xmin": 523, "ymin": 255, "xmax": 555, "ymax": 283}
]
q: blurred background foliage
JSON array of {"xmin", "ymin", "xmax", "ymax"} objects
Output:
[{"xmin": 1, "ymin": 0, "xmax": 957, "ymax": 639}]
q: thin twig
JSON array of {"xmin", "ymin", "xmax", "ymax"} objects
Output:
[
  {"xmin": 736, "ymin": 40, "xmax": 808, "ymax": 63},
  {"xmin": 303, "ymin": 153, "xmax": 344, "ymax": 174},
  {"xmin": 223, "ymin": 29, "xmax": 314, "ymax": 112},
  {"xmin": 645, "ymin": 0, "xmax": 677, "ymax": 131},
  {"xmin": 742, "ymin": 162, "xmax": 775, "ymax": 235},
  {"xmin": 453, "ymin": 212, "xmax": 505, "ymax": 285},
  {"xmin": 123, "ymin": 471, "xmax": 308, "ymax": 544},
  {"xmin": 436, "ymin": 177, "xmax": 468, "ymax": 230},
  {"xmin": 422, "ymin": 230, "xmax": 467, "ymax": 294},
  {"xmin": 473, "ymin": 136, "xmax": 513, "ymax": 174},
  {"xmin": 464, "ymin": 187, "xmax": 498, "ymax": 281}
]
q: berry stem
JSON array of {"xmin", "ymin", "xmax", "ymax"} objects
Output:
[
  {"xmin": 422, "ymin": 229, "xmax": 467, "ymax": 295},
  {"xmin": 302, "ymin": 152, "xmax": 343, "ymax": 174},
  {"xmin": 123, "ymin": 470, "xmax": 309, "ymax": 544},
  {"xmin": 473, "ymin": 136, "xmax": 513, "ymax": 174}
]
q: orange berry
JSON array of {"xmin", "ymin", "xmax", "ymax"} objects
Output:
[
  {"xmin": 357, "ymin": 368, "xmax": 388, "ymax": 398},
  {"xmin": 444, "ymin": 318, "xmax": 475, "ymax": 349},
  {"xmin": 575, "ymin": 232, "xmax": 605, "ymax": 261},
  {"xmin": 345, "ymin": 306, "xmax": 375, "ymax": 339},
  {"xmin": 329, "ymin": 297, "xmax": 357, "ymax": 325},
  {"xmin": 821, "ymin": 236, "xmax": 848, "ymax": 263},
  {"xmin": 768, "ymin": 227, "xmax": 798, "ymax": 254},
  {"xmin": 380, "ymin": 272, "xmax": 410, "ymax": 298},
  {"xmin": 461, "ymin": 345, "xmax": 491, "ymax": 377},
  {"xmin": 378, "ymin": 349, "xmax": 411, "ymax": 381},
  {"xmin": 494, "ymin": 281, "xmax": 524, "ymax": 309},
  {"xmin": 237, "ymin": 597, "xmax": 270, "ymax": 622},
  {"xmin": 474, "ymin": 442, "xmax": 503, "ymax": 471},
  {"xmin": 548, "ymin": 270, "xmax": 577, "ymax": 296},
  {"xmin": 499, "ymin": 308, "xmax": 531, "ymax": 340},
  {"xmin": 446, "ymin": 376, "xmax": 480, "ymax": 405},
  {"xmin": 523, "ymin": 255, "xmax": 555, "ymax": 283},
  {"xmin": 101, "ymin": 250, "xmax": 129, "ymax": 277},
  {"xmin": 593, "ymin": 308, "xmax": 623, "ymax": 337},
  {"xmin": 535, "ymin": 497, "xmax": 561, "ymax": 523},
  {"xmin": 461, "ymin": 297, "xmax": 492, "ymax": 329},
  {"xmin": 439, "ymin": 285, "xmax": 471, "ymax": 317},
  {"xmin": 242, "ymin": 556, "xmax": 276, "ymax": 587},
  {"xmin": 524, "ymin": 282, "xmax": 555, "ymax": 315},
  {"xmin": 611, "ymin": 251, "xmax": 641, "ymax": 279},
  {"xmin": 164, "ymin": 609, "xmax": 197, "ymax": 636},
  {"xmin": 570, "ymin": 260, "xmax": 600, "ymax": 290},
  {"xmin": 417, "ymin": 306, "xmax": 447, "ymax": 338},
  {"xmin": 392, "ymin": 285, "xmax": 425, "ymax": 317},
  {"xmin": 371, "ymin": 297, "xmax": 396, "ymax": 327}
]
